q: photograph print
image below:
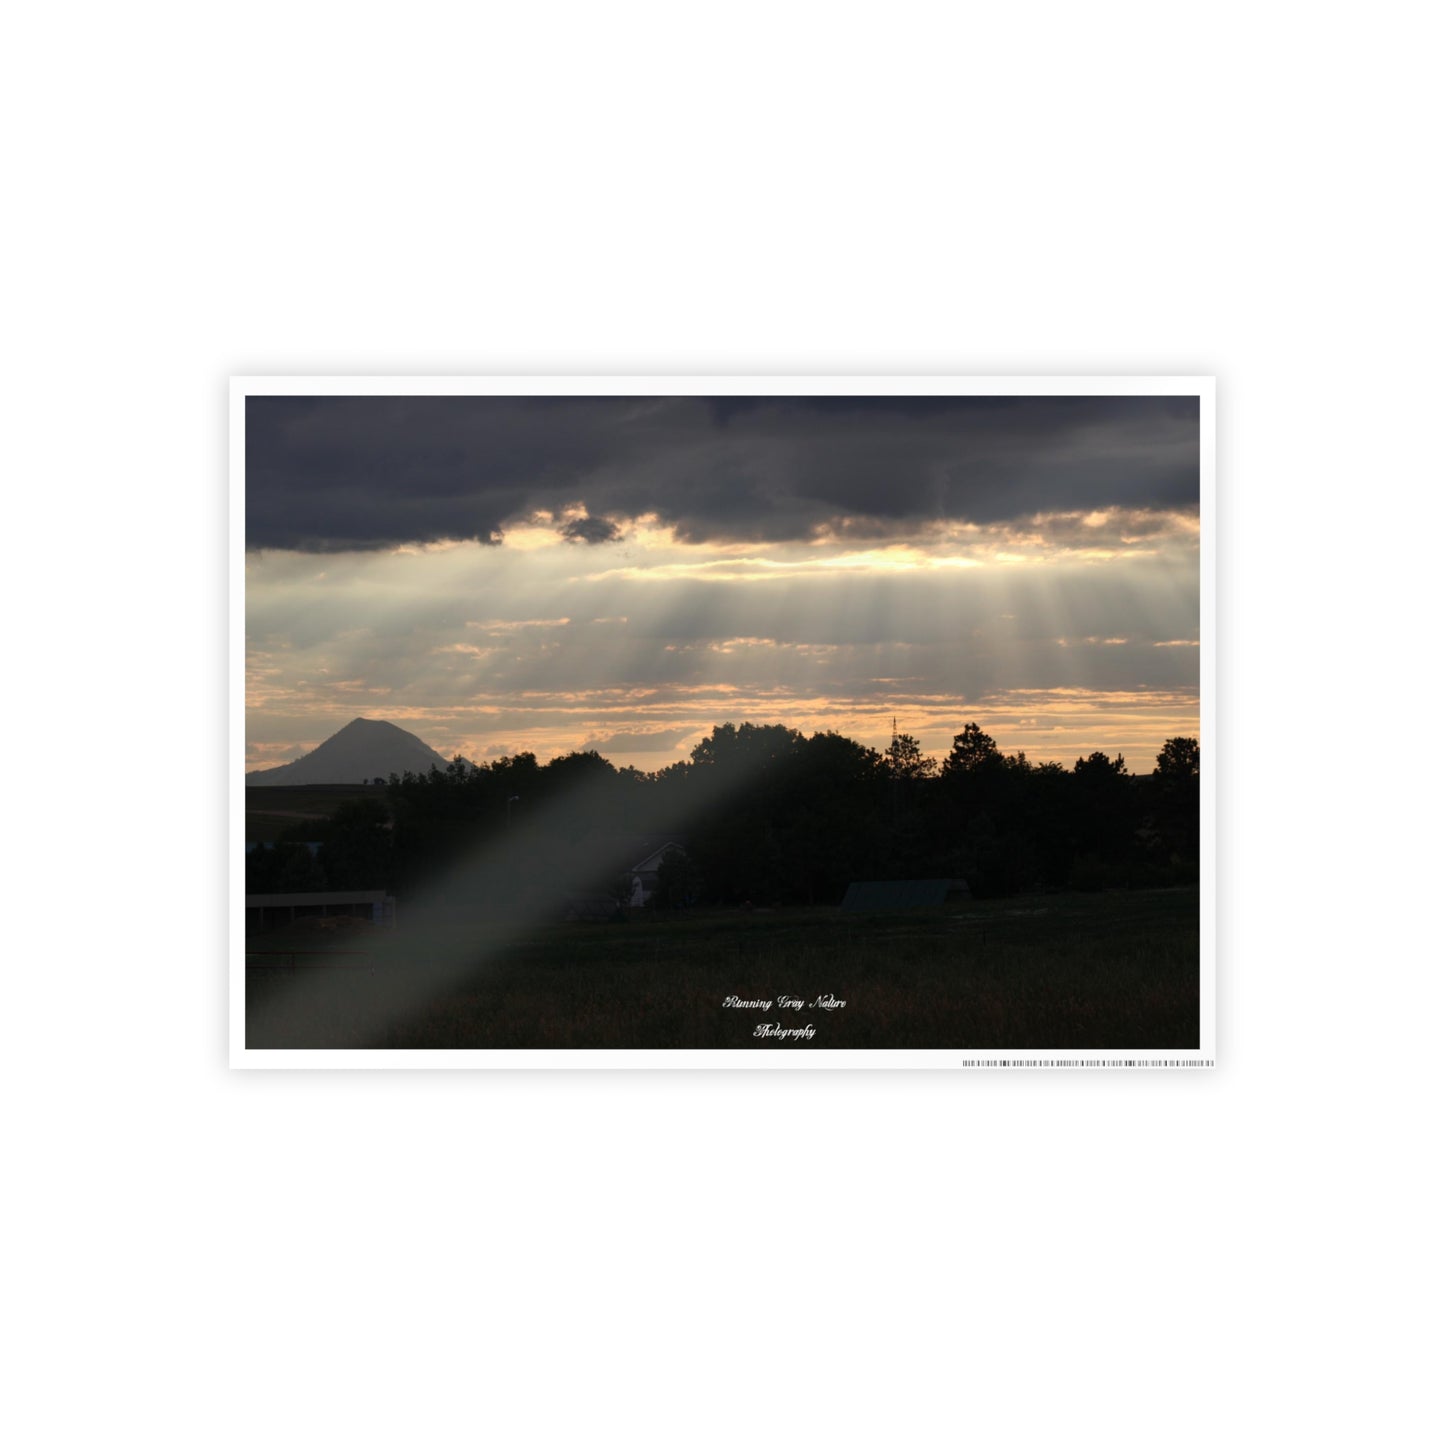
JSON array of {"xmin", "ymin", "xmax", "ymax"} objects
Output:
[{"xmin": 236, "ymin": 379, "xmax": 1211, "ymax": 1066}]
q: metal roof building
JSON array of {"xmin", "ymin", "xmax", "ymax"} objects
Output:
[{"xmin": 839, "ymin": 879, "xmax": 968, "ymax": 911}]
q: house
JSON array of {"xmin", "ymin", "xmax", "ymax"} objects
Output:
[{"xmin": 625, "ymin": 839, "xmax": 689, "ymax": 908}]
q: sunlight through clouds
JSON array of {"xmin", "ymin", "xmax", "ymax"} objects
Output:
[
  {"xmin": 246, "ymin": 393, "xmax": 1200, "ymax": 775},
  {"xmin": 247, "ymin": 515, "xmax": 1198, "ymax": 773}
]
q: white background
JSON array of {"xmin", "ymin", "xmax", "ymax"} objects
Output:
[{"xmin": 5, "ymin": 4, "xmax": 1438, "ymax": 1442}]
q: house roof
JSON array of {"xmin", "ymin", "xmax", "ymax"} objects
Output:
[
  {"xmin": 629, "ymin": 840, "xmax": 687, "ymax": 871},
  {"xmin": 598, "ymin": 834, "xmax": 687, "ymax": 871}
]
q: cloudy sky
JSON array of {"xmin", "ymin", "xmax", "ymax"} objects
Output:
[{"xmin": 245, "ymin": 393, "xmax": 1201, "ymax": 774}]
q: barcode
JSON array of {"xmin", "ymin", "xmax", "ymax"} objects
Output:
[{"xmin": 960, "ymin": 1058, "xmax": 1214, "ymax": 1068}]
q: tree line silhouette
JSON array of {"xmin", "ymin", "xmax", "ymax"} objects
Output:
[{"xmin": 247, "ymin": 722, "xmax": 1200, "ymax": 909}]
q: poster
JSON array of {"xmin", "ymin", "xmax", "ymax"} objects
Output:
[{"xmin": 233, "ymin": 378, "xmax": 1213, "ymax": 1068}]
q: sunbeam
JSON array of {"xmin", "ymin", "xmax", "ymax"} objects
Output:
[
  {"xmin": 248, "ymin": 744, "xmax": 790, "ymax": 1048},
  {"xmin": 249, "ymin": 514, "xmax": 1201, "ymax": 771}
]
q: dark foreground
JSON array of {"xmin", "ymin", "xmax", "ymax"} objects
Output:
[{"xmin": 245, "ymin": 887, "xmax": 1201, "ymax": 1051}]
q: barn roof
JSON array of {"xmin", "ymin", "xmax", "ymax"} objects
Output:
[{"xmin": 840, "ymin": 879, "xmax": 964, "ymax": 911}]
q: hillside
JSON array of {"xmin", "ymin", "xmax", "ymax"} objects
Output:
[{"xmin": 245, "ymin": 717, "xmax": 455, "ymax": 786}]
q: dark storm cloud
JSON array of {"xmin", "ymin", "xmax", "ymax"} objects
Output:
[
  {"xmin": 246, "ymin": 395, "xmax": 1199, "ymax": 552},
  {"xmin": 558, "ymin": 515, "xmax": 622, "ymax": 545}
]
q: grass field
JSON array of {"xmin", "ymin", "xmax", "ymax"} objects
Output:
[{"xmin": 245, "ymin": 886, "xmax": 1200, "ymax": 1051}]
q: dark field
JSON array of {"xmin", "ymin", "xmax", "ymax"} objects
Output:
[
  {"xmin": 245, "ymin": 886, "xmax": 1200, "ymax": 1051},
  {"xmin": 245, "ymin": 783, "xmax": 383, "ymax": 842}
]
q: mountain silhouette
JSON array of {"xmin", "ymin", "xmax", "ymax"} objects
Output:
[{"xmin": 245, "ymin": 717, "xmax": 456, "ymax": 785}]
